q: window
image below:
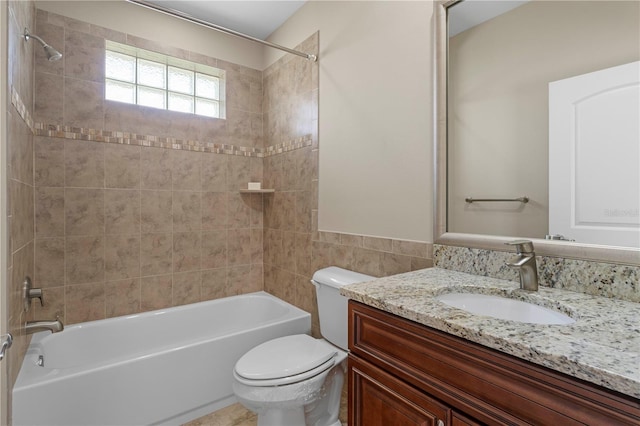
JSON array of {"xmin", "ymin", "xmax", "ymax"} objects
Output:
[{"xmin": 105, "ymin": 41, "xmax": 225, "ymax": 118}]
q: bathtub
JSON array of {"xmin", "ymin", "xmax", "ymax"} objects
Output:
[{"xmin": 13, "ymin": 291, "xmax": 311, "ymax": 426}]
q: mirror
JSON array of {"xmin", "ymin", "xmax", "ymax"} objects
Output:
[{"xmin": 434, "ymin": 0, "xmax": 640, "ymax": 265}]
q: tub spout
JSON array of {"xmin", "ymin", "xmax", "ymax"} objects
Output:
[{"xmin": 26, "ymin": 318, "xmax": 64, "ymax": 334}]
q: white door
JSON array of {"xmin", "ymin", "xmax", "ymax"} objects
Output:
[{"xmin": 549, "ymin": 61, "xmax": 640, "ymax": 248}]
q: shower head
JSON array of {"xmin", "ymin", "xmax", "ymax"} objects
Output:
[{"xmin": 23, "ymin": 28, "xmax": 62, "ymax": 61}]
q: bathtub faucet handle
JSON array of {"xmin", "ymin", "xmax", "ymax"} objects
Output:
[
  {"xmin": 23, "ymin": 276, "xmax": 44, "ymax": 311},
  {"xmin": 29, "ymin": 287, "xmax": 44, "ymax": 307}
]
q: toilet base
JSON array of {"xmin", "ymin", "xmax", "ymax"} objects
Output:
[{"xmin": 257, "ymin": 407, "xmax": 306, "ymax": 426}]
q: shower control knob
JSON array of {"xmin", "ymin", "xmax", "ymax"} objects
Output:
[{"xmin": 22, "ymin": 277, "xmax": 44, "ymax": 311}]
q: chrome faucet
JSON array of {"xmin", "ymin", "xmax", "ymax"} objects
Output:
[
  {"xmin": 25, "ymin": 318, "xmax": 64, "ymax": 334},
  {"xmin": 505, "ymin": 240, "xmax": 539, "ymax": 291}
]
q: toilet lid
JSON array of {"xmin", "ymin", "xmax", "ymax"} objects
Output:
[{"xmin": 235, "ymin": 335, "xmax": 337, "ymax": 381}]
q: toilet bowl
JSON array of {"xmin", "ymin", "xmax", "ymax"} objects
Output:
[{"xmin": 232, "ymin": 267, "xmax": 373, "ymax": 426}]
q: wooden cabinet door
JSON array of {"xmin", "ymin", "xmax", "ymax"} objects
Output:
[{"xmin": 349, "ymin": 355, "xmax": 450, "ymax": 426}]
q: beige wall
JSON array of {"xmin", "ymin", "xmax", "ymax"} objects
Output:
[
  {"xmin": 34, "ymin": 0, "xmax": 265, "ymax": 70},
  {"xmin": 266, "ymin": 1, "xmax": 434, "ymax": 243},
  {"xmin": 448, "ymin": 0, "xmax": 640, "ymax": 239}
]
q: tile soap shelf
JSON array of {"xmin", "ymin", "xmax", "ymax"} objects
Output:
[{"xmin": 239, "ymin": 189, "xmax": 275, "ymax": 193}]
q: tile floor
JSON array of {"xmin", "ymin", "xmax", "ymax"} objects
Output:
[{"xmin": 183, "ymin": 383, "xmax": 348, "ymax": 426}]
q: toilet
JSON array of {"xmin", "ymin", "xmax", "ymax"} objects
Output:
[{"xmin": 232, "ymin": 266, "xmax": 373, "ymax": 426}]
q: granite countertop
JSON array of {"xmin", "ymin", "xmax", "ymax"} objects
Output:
[{"xmin": 341, "ymin": 267, "xmax": 640, "ymax": 398}]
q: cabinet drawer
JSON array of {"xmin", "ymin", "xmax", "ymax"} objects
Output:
[{"xmin": 349, "ymin": 301, "xmax": 640, "ymax": 425}]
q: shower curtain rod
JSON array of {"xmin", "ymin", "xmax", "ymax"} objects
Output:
[{"xmin": 127, "ymin": 0, "xmax": 317, "ymax": 62}]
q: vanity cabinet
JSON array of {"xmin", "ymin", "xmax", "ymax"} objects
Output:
[{"xmin": 348, "ymin": 301, "xmax": 640, "ymax": 426}]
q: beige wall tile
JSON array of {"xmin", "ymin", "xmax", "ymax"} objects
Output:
[
  {"xmin": 140, "ymin": 275, "xmax": 173, "ymax": 312},
  {"xmin": 250, "ymin": 228, "xmax": 263, "ymax": 264},
  {"xmin": 173, "ymin": 271, "xmax": 201, "ymax": 306},
  {"xmin": 35, "ymin": 136, "xmax": 64, "ymax": 187},
  {"xmin": 295, "ymin": 233, "xmax": 312, "ymax": 278},
  {"xmin": 295, "ymin": 191, "xmax": 311, "ymax": 233},
  {"xmin": 201, "ymin": 153, "xmax": 227, "ymax": 192},
  {"xmin": 35, "ymin": 238, "xmax": 65, "ymax": 288},
  {"xmin": 363, "ymin": 236, "xmax": 393, "ymax": 253},
  {"xmin": 63, "ymin": 77, "xmax": 104, "ymax": 129},
  {"xmin": 105, "ymin": 235, "xmax": 140, "ymax": 281},
  {"xmin": 65, "ymin": 235, "xmax": 104, "ymax": 284},
  {"xmin": 353, "ymin": 248, "xmax": 383, "ymax": 277},
  {"xmin": 8, "ymin": 113, "xmax": 33, "ymax": 185},
  {"xmin": 249, "ymin": 193, "xmax": 263, "ymax": 228},
  {"xmin": 228, "ymin": 193, "xmax": 250, "ymax": 229},
  {"xmin": 282, "ymin": 231, "xmax": 296, "ymax": 273},
  {"xmin": 201, "ymin": 230, "xmax": 227, "ymax": 270},
  {"xmin": 104, "ymin": 189, "xmax": 141, "ymax": 235},
  {"xmin": 227, "ymin": 265, "xmax": 255, "ymax": 295},
  {"xmin": 105, "ymin": 144, "xmax": 141, "ymax": 189},
  {"xmin": 141, "ymin": 190, "xmax": 172, "ymax": 233},
  {"xmin": 173, "ymin": 191, "xmax": 201, "ymax": 232},
  {"xmin": 140, "ymin": 233, "xmax": 173, "ymax": 276},
  {"xmin": 227, "ymin": 229, "xmax": 251, "ymax": 266},
  {"xmin": 141, "ymin": 147, "xmax": 172, "ymax": 190},
  {"xmin": 393, "ymin": 240, "xmax": 429, "ymax": 258},
  {"xmin": 65, "ymin": 188, "xmax": 104, "ymax": 236},
  {"xmin": 35, "ymin": 187, "xmax": 65, "ymax": 237},
  {"xmin": 10, "ymin": 180, "xmax": 35, "ymax": 248},
  {"xmin": 201, "ymin": 268, "xmax": 227, "ymax": 300},
  {"xmin": 34, "ymin": 72, "xmax": 63, "ymax": 123},
  {"xmin": 65, "ymin": 282, "xmax": 105, "ymax": 323},
  {"xmin": 173, "ymin": 150, "xmax": 201, "ymax": 191},
  {"xmin": 381, "ymin": 252, "xmax": 412, "ymax": 277},
  {"xmin": 227, "ymin": 156, "xmax": 251, "ymax": 191},
  {"xmin": 411, "ymin": 257, "xmax": 433, "ymax": 271},
  {"xmin": 202, "ymin": 192, "xmax": 227, "ymax": 230},
  {"xmin": 173, "ymin": 232, "xmax": 201, "ymax": 272},
  {"xmin": 64, "ymin": 29, "xmax": 104, "ymax": 82},
  {"xmin": 105, "ymin": 279, "xmax": 140, "ymax": 318},
  {"xmin": 65, "ymin": 140, "xmax": 104, "ymax": 188}
]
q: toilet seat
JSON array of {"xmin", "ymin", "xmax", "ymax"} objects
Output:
[{"xmin": 234, "ymin": 335, "xmax": 337, "ymax": 387}]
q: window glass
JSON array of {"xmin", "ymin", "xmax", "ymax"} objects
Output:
[
  {"xmin": 138, "ymin": 59, "xmax": 166, "ymax": 89},
  {"xmin": 169, "ymin": 92, "xmax": 194, "ymax": 114},
  {"xmin": 105, "ymin": 41, "xmax": 224, "ymax": 119},
  {"xmin": 105, "ymin": 80, "xmax": 135, "ymax": 104},
  {"xmin": 105, "ymin": 51, "xmax": 135, "ymax": 82},
  {"xmin": 138, "ymin": 86, "xmax": 166, "ymax": 109},
  {"xmin": 169, "ymin": 66, "xmax": 194, "ymax": 95}
]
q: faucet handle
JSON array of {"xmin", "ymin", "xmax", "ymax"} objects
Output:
[
  {"xmin": 505, "ymin": 240, "xmax": 535, "ymax": 254},
  {"xmin": 29, "ymin": 287, "xmax": 44, "ymax": 306}
]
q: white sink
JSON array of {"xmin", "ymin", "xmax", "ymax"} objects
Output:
[{"xmin": 435, "ymin": 293, "xmax": 575, "ymax": 325}]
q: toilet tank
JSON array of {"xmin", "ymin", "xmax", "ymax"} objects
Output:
[{"xmin": 311, "ymin": 266, "xmax": 373, "ymax": 350}]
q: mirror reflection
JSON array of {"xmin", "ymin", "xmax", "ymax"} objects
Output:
[{"xmin": 447, "ymin": 0, "xmax": 639, "ymax": 249}]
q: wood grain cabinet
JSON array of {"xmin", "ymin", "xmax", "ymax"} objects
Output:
[{"xmin": 348, "ymin": 301, "xmax": 640, "ymax": 426}]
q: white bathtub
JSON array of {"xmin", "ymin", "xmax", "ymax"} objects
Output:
[{"xmin": 13, "ymin": 291, "xmax": 311, "ymax": 426}]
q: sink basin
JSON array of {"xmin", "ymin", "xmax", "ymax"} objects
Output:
[{"xmin": 435, "ymin": 293, "xmax": 575, "ymax": 325}]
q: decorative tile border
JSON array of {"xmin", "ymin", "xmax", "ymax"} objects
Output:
[
  {"xmin": 433, "ymin": 244, "xmax": 639, "ymax": 302},
  {"xmin": 10, "ymin": 87, "xmax": 34, "ymax": 130},
  {"xmin": 12, "ymin": 86, "xmax": 311, "ymax": 158}
]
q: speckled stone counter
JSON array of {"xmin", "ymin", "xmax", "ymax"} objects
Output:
[{"xmin": 341, "ymin": 267, "xmax": 640, "ymax": 398}]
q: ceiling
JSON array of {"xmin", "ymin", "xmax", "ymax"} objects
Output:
[
  {"xmin": 145, "ymin": 1, "xmax": 307, "ymax": 40},
  {"xmin": 448, "ymin": 0, "xmax": 530, "ymax": 37}
]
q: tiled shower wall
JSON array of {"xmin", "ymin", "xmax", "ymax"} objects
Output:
[
  {"xmin": 31, "ymin": 9, "xmax": 265, "ymax": 325},
  {"xmin": 28, "ymin": 10, "xmax": 434, "ymax": 332},
  {"xmin": 6, "ymin": 0, "xmax": 36, "ymax": 406}
]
